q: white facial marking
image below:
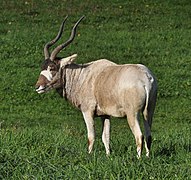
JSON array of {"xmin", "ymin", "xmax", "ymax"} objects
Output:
[
  {"xmin": 36, "ymin": 85, "xmax": 46, "ymax": 93},
  {"xmin": 40, "ymin": 67, "xmax": 53, "ymax": 81}
]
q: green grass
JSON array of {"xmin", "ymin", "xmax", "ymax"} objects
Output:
[{"xmin": 0, "ymin": 0, "xmax": 191, "ymax": 179}]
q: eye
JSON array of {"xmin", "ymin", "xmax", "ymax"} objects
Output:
[{"xmin": 49, "ymin": 66, "xmax": 55, "ymax": 71}]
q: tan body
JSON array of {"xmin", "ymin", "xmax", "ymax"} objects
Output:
[
  {"xmin": 95, "ymin": 64, "xmax": 155, "ymax": 118},
  {"xmin": 45, "ymin": 58, "xmax": 157, "ymax": 157}
]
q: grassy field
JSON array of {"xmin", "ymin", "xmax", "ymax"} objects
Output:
[{"xmin": 0, "ymin": 0, "xmax": 191, "ymax": 179}]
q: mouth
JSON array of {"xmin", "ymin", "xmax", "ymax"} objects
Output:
[
  {"xmin": 36, "ymin": 84, "xmax": 53, "ymax": 94},
  {"xmin": 36, "ymin": 86, "xmax": 47, "ymax": 94}
]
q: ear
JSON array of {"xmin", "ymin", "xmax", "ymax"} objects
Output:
[{"xmin": 60, "ymin": 54, "xmax": 78, "ymax": 67}]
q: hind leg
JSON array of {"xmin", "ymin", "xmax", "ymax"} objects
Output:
[
  {"xmin": 143, "ymin": 93, "xmax": 156, "ymax": 157},
  {"xmin": 101, "ymin": 116, "xmax": 110, "ymax": 155},
  {"xmin": 143, "ymin": 120, "xmax": 152, "ymax": 157},
  {"xmin": 126, "ymin": 111, "xmax": 144, "ymax": 158}
]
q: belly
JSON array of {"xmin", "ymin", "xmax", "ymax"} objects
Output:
[{"xmin": 96, "ymin": 104, "xmax": 126, "ymax": 117}]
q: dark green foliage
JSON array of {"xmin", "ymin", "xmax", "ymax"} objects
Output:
[{"xmin": 0, "ymin": 0, "xmax": 191, "ymax": 179}]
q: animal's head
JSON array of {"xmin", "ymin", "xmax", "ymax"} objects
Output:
[{"xmin": 35, "ymin": 16, "xmax": 84, "ymax": 94}]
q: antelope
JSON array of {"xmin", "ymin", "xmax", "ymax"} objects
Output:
[{"xmin": 35, "ymin": 16, "xmax": 157, "ymax": 158}]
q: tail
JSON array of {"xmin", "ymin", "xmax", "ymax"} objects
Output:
[
  {"xmin": 142, "ymin": 70, "xmax": 156, "ymax": 123},
  {"xmin": 143, "ymin": 85, "xmax": 150, "ymax": 121},
  {"xmin": 143, "ymin": 82, "xmax": 157, "ymax": 126}
]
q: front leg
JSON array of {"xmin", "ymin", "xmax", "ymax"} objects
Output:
[
  {"xmin": 82, "ymin": 111, "xmax": 95, "ymax": 154},
  {"xmin": 101, "ymin": 116, "xmax": 110, "ymax": 155}
]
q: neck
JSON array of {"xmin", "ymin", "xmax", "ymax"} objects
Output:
[{"xmin": 63, "ymin": 64, "xmax": 83, "ymax": 108}]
